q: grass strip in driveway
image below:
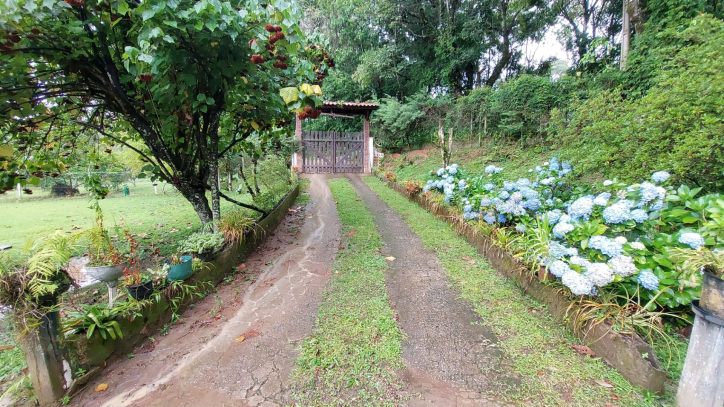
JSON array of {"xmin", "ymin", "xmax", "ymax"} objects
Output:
[
  {"xmin": 363, "ymin": 176, "xmax": 667, "ymax": 406},
  {"xmin": 291, "ymin": 178, "xmax": 407, "ymax": 406}
]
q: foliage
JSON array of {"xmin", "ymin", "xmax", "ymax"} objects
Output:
[
  {"xmin": 371, "ymin": 94, "xmax": 428, "ymax": 151},
  {"xmin": 64, "ymin": 303, "xmax": 123, "ymax": 340},
  {"xmin": 554, "ymin": 15, "xmax": 724, "ymax": 193},
  {"xmin": 0, "ymin": 0, "xmax": 327, "ymax": 223},
  {"xmin": 25, "ymin": 232, "xmax": 79, "ymax": 300},
  {"xmin": 423, "ymin": 158, "xmax": 724, "ymax": 316},
  {"xmin": 177, "ymin": 232, "xmax": 225, "ymax": 255},
  {"xmin": 217, "ymin": 210, "xmax": 257, "ymax": 244}
]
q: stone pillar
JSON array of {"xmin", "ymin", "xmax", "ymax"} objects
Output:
[
  {"xmin": 20, "ymin": 310, "xmax": 73, "ymax": 406},
  {"xmin": 294, "ymin": 115, "xmax": 302, "ymax": 172},
  {"xmin": 363, "ymin": 112, "xmax": 371, "ymax": 173}
]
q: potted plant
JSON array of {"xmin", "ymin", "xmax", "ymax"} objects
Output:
[
  {"xmin": 120, "ymin": 231, "xmax": 154, "ymax": 300},
  {"xmin": 177, "ymin": 231, "xmax": 225, "ymax": 261},
  {"xmin": 83, "ymin": 226, "xmax": 127, "ymax": 306},
  {"xmin": 673, "ymin": 248, "xmax": 724, "ymax": 319},
  {"xmin": 166, "ymin": 255, "xmax": 194, "ymax": 281}
]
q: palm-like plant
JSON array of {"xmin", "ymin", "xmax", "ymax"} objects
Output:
[{"xmin": 25, "ymin": 232, "xmax": 79, "ymax": 300}]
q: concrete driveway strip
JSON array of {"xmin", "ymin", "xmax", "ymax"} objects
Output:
[
  {"xmin": 346, "ymin": 174, "xmax": 510, "ymax": 406},
  {"xmin": 72, "ymin": 175, "xmax": 340, "ymax": 407}
]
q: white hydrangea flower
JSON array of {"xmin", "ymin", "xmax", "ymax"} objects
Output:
[
  {"xmin": 615, "ymin": 236, "xmax": 628, "ymax": 245},
  {"xmin": 584, "ymin": 263, "xmax": 615, "ymax": 287},
  {"xmin": 603, "ymin": 180, "xmax": 613, "ymax": 186},
  {"xmin": 608, "ymin": 255, "xmax": 637, "ymax": 277},
  {"xmin": 562, "ymin": 271, "xmax": 594, "ymax": 296},
  {"xmin": 629, "ymin": 242, "xmax": 646, "ymax": 251}
]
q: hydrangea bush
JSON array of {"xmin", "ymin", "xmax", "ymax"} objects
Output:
[{"xmin": 424, "ymin": 159, "xmax": 724, "ymax": 313}]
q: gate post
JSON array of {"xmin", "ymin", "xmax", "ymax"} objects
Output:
[
  {"xmin": 294, "ymin": 115, "xmax": 302, "ymax": 172},
  {"xmin": 363, "ymin": 112, "xmax": 371, "ymax": 173}
]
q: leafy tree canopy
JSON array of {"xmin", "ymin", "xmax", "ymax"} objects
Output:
[{"xmin": 0, "ymin": 0, "xmax": 331, "ymax": 222}]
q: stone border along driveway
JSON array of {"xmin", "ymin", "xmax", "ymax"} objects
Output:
[
  {"xmin": 70, "ymin": 175, "xmax": 340, "ymax": 407},
  {"xmin": 356, "ymin": 174, "xmax": 656, "ymax": 405},
  {"xmin": 345, "ymin": 174, "xmax": 513, "ymax": 406}
]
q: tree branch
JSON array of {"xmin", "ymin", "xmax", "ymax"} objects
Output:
[{"xmin": 218, "ymin": 191, "xmax": 268, "ymax": 216}]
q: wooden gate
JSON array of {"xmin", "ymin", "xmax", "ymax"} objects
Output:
[{"xmin": 302, "ymin": 131, "xmax": 364, "ymax": 173}]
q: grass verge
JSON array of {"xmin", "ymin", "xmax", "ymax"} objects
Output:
[
  {"xmin": 364, "ymin": 176, "xmax": 669, "ymax": 406},
  {"xmin": 291, "ymin": 178, "xmax": 407, "ymax": 405}
]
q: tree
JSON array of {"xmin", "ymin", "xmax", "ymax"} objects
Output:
[
  {"xmin": 0, "ymin": 0, "xmax": 329, "ymax": 223},
  {"xmin": 555, "ymin": 0, "xmax": 623, "ymax": 66}
]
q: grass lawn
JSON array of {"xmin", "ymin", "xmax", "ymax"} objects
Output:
[
  {"xmin": 0, "ymin": 179, "xmax": 254, "ymax": 260},
  {"xmin": 291, "ymin": 178, "xmax": 407, "ymax": 405},
  {"xmin": 364, "ymin": 176, "xmax": 669, "ymax": 406}
]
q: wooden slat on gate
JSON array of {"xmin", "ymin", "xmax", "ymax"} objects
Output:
[{"xmin": 302, "ymin": 131, "xmax": 363, "ymax": 173}]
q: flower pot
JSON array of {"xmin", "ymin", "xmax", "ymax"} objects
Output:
[
  {"xmin": 84, "ymin": 263, "xmax": 127, "ymax": 307},
  {"xmin": 127, "ymin": 280, "xmax": 154, "ymax": 301},
  {"xmin": 700, "ymin": 272, "xmax": 724, "ymax": 320},
  {"xmin": 84, "ymin": 264, "xmax": 125, "ymax": 283},
  {"xmin": 538, "ymin": 267, "xmax": 554, "ymax": 282},
  {"xmin": 167, "ymin": 255, "xmax": 193, "ymax": 281}
]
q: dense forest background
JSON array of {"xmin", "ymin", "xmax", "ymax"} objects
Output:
[{"xmin": 300, "ymin": 0, "xmax": 724, "ymax": 192}]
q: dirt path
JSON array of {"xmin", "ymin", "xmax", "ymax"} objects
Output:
[
  {"xmin": 71, "ymin": 175, "xmax": 340, "ymax": 407},
  {"xmin": 346, "ymin": 175, "xmax": 512, "ymax": 406}
]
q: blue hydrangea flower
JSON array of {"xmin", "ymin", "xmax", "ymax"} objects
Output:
[
  {"xmin": 463, "ymin": 204, "xmax": 472, "ymax": 213},
  {"xmin": 566, "ymin": 247, "xmax": 578, "ymax": 257},
  {"xmin": 423, "ymin": 185, "xmax": 430, "ymax": 192},
  {"xmin": 594, "ymin": 192, "xmax": 611, "ymax": 206},
  {"xmin": 485, "ymin": 165, "xmax": 502, "ymax": 174},
  {"xmin": 589, "ymin": 235, "xmax": 623, "ymax": 257},
  {"xmin": 503, "ymin": 181, "xmax": 516, "ymax": 191},
  {"xmin": 559, "ymin": 214, "xmax": 572, "ymax": 224},
  {"xmin": 548, "ymin": 260, "xmax": 571, "ymax": 278},
  {"xmin": 436, "ymin": 168, "xmax": 445, "ymax": 176},
  {"xmin": 639, "ymin": 182, "xmax": 665, "ymax": 206},
  {"xmin": 630, "ymin": 209, "xmax": 649, "ymax": 223},
  {"xmin": 568, "ymin": 197, "xmax": 594, "ymax": 221},
  {"xmin": 650, "ymin": 200, "xmax": 664, "ymax": 211},
  {"xmin": 548, "ymin": 241, "xmax": 569, "ymax": 259},
  {"xmin": 549, "ymin": 157, "xmax": 560, "ymax": 172},
  {"xmin": 553, "ymin": 222, "xmax": 574, "ymax": 239},
  {"xmin": 558, "ymin": 168, "xmax": 571, "ymax": 176},
  {"xmin": 491, "ymin": 197, "xmax": 502, "ymax": 205},
  {"xmin": 540, "ymin": 177, "xmax": 556, "ymax": 186},
  {"xmin": 448, "ymin": 166, "xmax": 458, "ymax": 175},
  {"xmin": 545, "ymin": 209, "xmax": 562, "ymax": 225},
  {"xmin": 511, "ymin": 192, "xmax": 523, "ymax": 203},
  {"xmin": 561, "ymin": 271, "xmax": 594, "ymax": 296},
  {"xmin": 638, "ymin": 270, "xmax": 659, "ymax": 291},
  {"xmin": 515, "ymin": 224, "xmax": 527, "ymax": 233},
  {"xmin": 523, "ymin": 198, "xmax": 541, "ymax": 211},
  {"xmin": 602, "ymin": 201, "xmax": 633, "ymax": 224},
  {"xmin": 520, "ymin": 188, "xmax": 539, "ymax": 200},
  {"xmin": 499, "ymin": 191, "xmax": 510, "ymax": 200},
  {"xmin": 445, "ymin": 196, "xmax": 451, "ymax": 203},
  {"xmin": 480, "ymin": 198, "xmax": 491, "ymax": 207},
  {"xmin": 458, "ymin": 179, "xmax": 467, "ymax": 189},
  {"xmin": 497, "ymin": 214, "xmax": 507, "ymax": 223},
  {"xmin": 484, "ymin": 183, "xmax": 495, "ymax": 192},
  {"xmin": 679, "ymin": 232, "xmax": 705, "ymax": 249},
  {"xmin": 562, "ymin": 162, "xmax": 572, "ymax": 171},
  {"xmin": 651, "ymin": 171, "xmax": 670, "ymax": 183},
  {"xmin": 446, "ymin": 176, "xmax": 455, "ymax": 184},
  {"xmin": 516, "ymin": 178, "xmax": 531, "ymax": 189},
  {"xmin": 484, "ymin": 213, "xmax": 496, "ymax": 224}
]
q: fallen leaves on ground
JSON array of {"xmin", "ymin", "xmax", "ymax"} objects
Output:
[
  {"xmin": 95, "ymin": 383, "xmax": 108, "ymax": 392},
  {"xmin": 385, "ymin": 256, "xmax": 395, "ymax": 261},
  {"xmin": 236, "ymin": 263, "xmax": 247, "ymax": 272},
  {"xmin": 571, "ymin": 345, "xmax": 596, "ymax": 357},
  {"xmin": 594, "ymin": 380, "xmax": 614, "ymax": 388},
  {"xmin": 242, "ymin": 329, "xmax": 261, "ymax": 339},
  {"xmin": 235, "ymin": 336, "xmax": 246, "ymax": 343},
  {"xmin": 461, "ymin": 256, "xmax": 476, "ymax": 264},
  {"xmin": 348, "ymin": 230, "xmax": 357, "ymax": 236}
]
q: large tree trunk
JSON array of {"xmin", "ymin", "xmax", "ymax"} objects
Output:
[{"xmin": 177, "ymin": 180, "xmax": 213, "ymax": 224}]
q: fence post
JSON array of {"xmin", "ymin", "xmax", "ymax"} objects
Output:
[
  {"xmin": 19, "ymin": 309, "xmax": 72, "ymax": 406},
  {"xmin": 675, "ymin": 300, "xmax": 724, "ymax": 407}
]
